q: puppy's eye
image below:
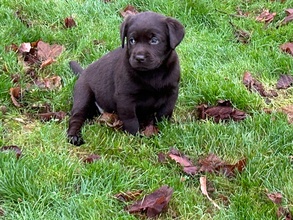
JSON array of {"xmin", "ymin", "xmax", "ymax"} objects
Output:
[
  {"xmin": 150, "ymin": 37, "xmax": 159, "ymax": 45},
  {"xmin": 129, "ymin": 37, "xmax": 136, "ymax": 45}
]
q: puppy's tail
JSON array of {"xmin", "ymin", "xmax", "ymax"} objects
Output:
[{"xmin": 69, "ymin": 61, "xmax": 84, "ymax": 76}]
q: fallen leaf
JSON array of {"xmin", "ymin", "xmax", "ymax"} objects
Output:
[
  {"xmin": 11, "ymin": 74, "xmax": 21, "ymax": 84},
  {"xmin": 0, "ymin": 145, "xmax": 22, "ymax": 159},
  {"xmin": 243, "ymin": 71, "xmax": 268, "ymax": 97},
  {"xmin": 218, "ymin": 158, "xmax": 246, "ymax": 177},
  {"xmin": 126, "ymin": 185, "xmax": 173, "ymax": 218},
  {"xmin": 9, "ymin": 87, "xmax": 22, "ymax": 107},
  {"xmin": 83, "ymin": 154, "xmax": 101, "ymax": 163},
  {"xmin": 16, "ymin": 40, "xmax": 63, "ymax": 71},
  {"xmin": 64, "ymin": 16, "xmax": 76, "ymax": 28},
  {"xmin": 256, "ymin": 9, "xmax": 276, "ymax": 23},
  {"xmin": 5, "ymin": 43, "xmax": 19, "ymax": 52},
  {"xmin": 267, "ymin": 192, "xmax": 283, "ymax": 204},
  {"xmin": 37, "ymin": 41, "xmax": 64, "ymax": 67},
  {"xmin": 196, "ymin": 100, "xmax": 246, "ymax": 123},
  {"xmin": 168, "ymin": 148, "xmax": 246, "ymax": 177},
  {"xmin": 38, "ymin": 111, "xmax": 66, "ymax": 121},
  {"xmin": 18, "ymin": 42, "xmax": 31, "ymax": 53},
  {"xmin": 0, "ymin": 106, "xmax": 7, "ymax": 114},
  {"xmin": 234, "ymin": 29, "xmax": 251, "ymax": 44},
  {"xmin": 277, "ymin": 207, "xmax": 292, "ymax": 220},
  {"xmin": 31, "ymin": 102, "xmax": 51, "ymax": 113},
  {"xmin": 236, "ymin": 7, "xmax": 249, "ymax": 17},
  {"xmin": 120, "ymin": 5, "xmax": 139, "ymax": 18},
  {"xmin": 141, "ymin": 124, "xmax": 159, "ymax": 137},
  {"xmin": 200, "ymin": 176, "xmax": 221, "ymax": 210},
  {"xmin": 281, "ymin": 105, "xmax": 293, "ymax": 123},
  {"xmin": 158, "ymin": 152, "xmax": 167, "ymax": 163},
  {"xmin": 34, "ymin": 76, "xmax": 62, "ymax": 90},
  {"xmin": 168, "ymin": 148, "xmax": 194, "ymax": 167},
  {"xmin": 115, "ymin": 190, "xmax": 143, "ymax": 202},
  {"xmin": 280, "ymin": 42, "xmax": 293, "ymax": 56},
  {"xmin": 198, "ymin": 153, "xmax": 226, "ymax": 173},
  {"xmin": 229, "ymin": 21, "xmax": 250, "ymax": 44},
  {"xmin": 281, "ymin": 9, "xmax": 293, "ymax": 26},
  {"xmin": 97, "ymin": 112, "xmax": 123, "ymax": 129},
  {"xmin": 276, "ymin": 74, "xmax": 293, "ymax": 89},
  {"xmin": 40, "ymin": 57, "xmax": 54, "ymax": 69}
]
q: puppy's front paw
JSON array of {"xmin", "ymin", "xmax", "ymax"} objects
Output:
[{"xmin": 68, "ymin": 135, "xmax": 85, "ymax": 146}]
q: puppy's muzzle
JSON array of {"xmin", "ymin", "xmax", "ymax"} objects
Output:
[{"xmin": 135, "ymin": 54, "xmax": 146, "ymax": 63}]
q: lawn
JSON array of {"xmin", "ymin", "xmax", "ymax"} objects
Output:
[{"xmin": 0, "ymin": 0, "xmax": 293, "ymax": 219}]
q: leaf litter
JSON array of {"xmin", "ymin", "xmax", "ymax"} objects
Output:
[
  {"xmin": 200, "ymin": 176, "xmax": 221, "ymax": 210},
  {"xmin": 0, "ymin": 145, "xmax": 22, "ymax": 159},
  {"xmin": 267, "ymin": 191, "xmax": 292, "ymax": 219},
  {"xmin": 196, "ymin": 100, "xmax": 247, "ymax": 123},
  {"xmin": 125, "ymin": 185, "xmax": 173, "ymax": 218},
  {"xmin": 166, "ymin": 148, "xmax": 246, "ymax": 178},
  {"xmin": 114, "ymin": 190, "xmax": 144, "ymax": 202}
]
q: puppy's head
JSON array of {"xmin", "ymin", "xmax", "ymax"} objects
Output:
[{"xmin": 120, "ymin": 12, "xmax": 184, "ymax": 71}]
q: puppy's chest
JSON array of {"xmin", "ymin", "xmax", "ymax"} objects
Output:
[{"xmin": 135, "ymin": 83, "xmax": 174, "ymax": 105}]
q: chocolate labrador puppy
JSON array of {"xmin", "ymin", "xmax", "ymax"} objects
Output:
[{"xmin": 68, "ymin": 11, "xmax": 184, "ymax": 146}]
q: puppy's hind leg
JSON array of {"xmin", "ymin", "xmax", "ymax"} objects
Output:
[{"xmin": 67, "ymin": 82, "xmax": 95, "ymax": 146}]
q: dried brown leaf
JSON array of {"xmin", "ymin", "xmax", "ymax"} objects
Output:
[
  {"xmin": 35, "ymin": 76, "xmax": 62, "ymax": 90},
  {"xmin": 218, "ymin": 158, "xmax": 247, "ymax": 177},
  {"xmin": 280, "ymin": 42, "xmax": 293, "ymax": 56},
  {"xmin": 200, "ymin": 176, "xmax": 221, "ymax": 209},
  {"xmin": 198, "ymin": 153, "xmax": 226, "ymax": 173},
  {"xmin": 256, "ymin": 9, "xmax": 276, "ymax": 23},
  {"xmin": 281, "ymin": 105, "xmax": 293, "ymax": 123},
  {"xmin": 18, "ymin": 42, "xmax": 31, "ymax": 53},
  {"xmin": 37, "ymin": 41, "xmax": 64, "ymax": 62},
  {"xmin": 281, "ymin": 9, "xmax": 293, "ymax": 26},
  {"xmin": 234, "ymin": 29, "xmax": 251, "ymax": 44},
  {"xmin": 64, "ymin": 16, "xmax": 76, "ymax": 28},
  {"xmin": 267, "ymin": 192, "xmax": 283, "ymax": 204},
  {"xmin": 141, "ymin": 124, "xmax": 159, "ymax": 137},
  {"xmin": 115, "ymin": 190, "xmax": 143, "ymax": 202},
  {"xmin": 243, "ymin": 71, "xmax": 268, "ymax": 97},
  {"xmin": 40, "ymin": 57, "xmax": 55, "ymax": 69},
  {"xmin": 5, "ymin": 43, "xmax": 18, "ymax": 52},
  {"xmin": 276, "ymin": 74, "xmax": 293, "ymax": 89},
  {"xmin": 83, "ymin": 154, "xmax": 101, "ymax": 163},
  {"xmin": 168, "ymin": 148, "xmax": 194, "ymax": 167},
  {"xmin": 168, "ymin": 148, "xmax": 246, "ymax": 177},
  {"xmin": 120, "ymin": 5, "xmax": 139, "ymax": 18},
  {"xmin": 0, "ymin": 145, "xmax": 22, "ymax": 159},
  {"xmin": 97, "ymin": 112, "xmax": 123, "ymax": 129},
  {"xmin": 9, "ymin": 87, "xmax": 21, "ymax": 107},
  {"xmin": 277, "ymin": 207, "xmax": 292, "ymax": 220},
  {"xmin": 196, "ymin": 100, "xmax": 246, "ymax": 123},
  {"xmin": 38, "ymin": 111, "xmax": 66, "ymax": 122},
  {"xmin": 158, "ymin": 152, "xmax": 167, "ymax": 163},
  {"xmin": 126, "ymin": 185, "xmax": 173, "ymax": 218}
]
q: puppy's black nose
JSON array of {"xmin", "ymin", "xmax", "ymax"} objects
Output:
[{"xmin": 135, "ymin": 54, "xmax": 146, "ymax": 62}]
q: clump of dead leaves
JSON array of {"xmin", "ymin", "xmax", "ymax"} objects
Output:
[
  {"xmin": 5, "ymin": 39, "xmax": 65, "ymax": 120},
  {"xmin": 242, "ymin": 71, "xmax": 293, "ymax": 123},
  {"xmin": 267, "ymin": 191, "xmax": 292, "ymax": 219}
]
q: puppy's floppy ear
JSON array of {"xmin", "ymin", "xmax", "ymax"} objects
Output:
[
  {"xmin": 166, "ymin": 18, "xmax": 185, "ymax": 49},
  {"xmin": 120, "ymin": 15, "xmax": 133, "ymax": 48}
]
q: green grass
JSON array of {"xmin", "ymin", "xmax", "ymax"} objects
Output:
[{"xmin": 1, "ymin": 0, "xmax": 293, "ymax": 219}]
